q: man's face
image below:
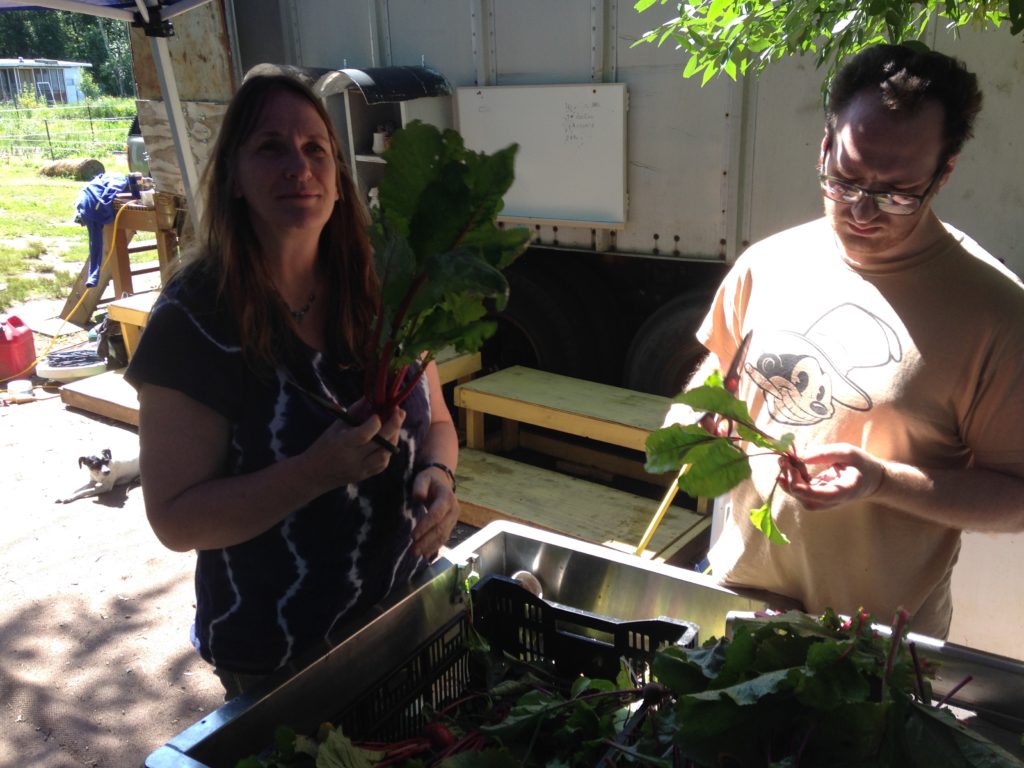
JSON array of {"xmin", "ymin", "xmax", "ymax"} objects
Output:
[{"xmin": 822, "ymin": 91, "xmax": 954, "ymax": 263}]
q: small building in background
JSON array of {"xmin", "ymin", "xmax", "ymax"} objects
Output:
[{"xmin": 0, "ymin": 57, "xmax": 93, "ymax": 105}]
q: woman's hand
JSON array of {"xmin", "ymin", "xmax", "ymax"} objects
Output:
[
  {"xmin": 302, "ymin": 404, "xmax": 405, "ymax": 494},
  {"xmin": 410, "ymin": 466, "xmax": 460, "ymax": 559},
  {"xmin": 777, "ymin": 443, "xmax": 886, "ymax": 511}
]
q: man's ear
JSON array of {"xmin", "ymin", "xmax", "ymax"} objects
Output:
[{"xmin": 936, "ymin": 153, "xmax": 960, "ymax": 191}]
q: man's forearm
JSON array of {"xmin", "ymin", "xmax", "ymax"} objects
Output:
[{"xmin": 877, "ymin": 461, "xmax": 1024, "ymax": 533}]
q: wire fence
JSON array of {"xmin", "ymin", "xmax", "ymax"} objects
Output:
[{"xmin": 0, "ymin": 102, "xmax": 136, "ymax": 160}]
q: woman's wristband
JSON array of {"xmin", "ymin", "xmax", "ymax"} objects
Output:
[{"xmin": 419, "ymin": 461, "xmax": 457, "ymax": 493}]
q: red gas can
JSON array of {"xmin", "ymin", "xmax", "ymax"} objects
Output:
[{"xmin": 1, "ymin": 315, "xmax": 37, "ymax": 382}]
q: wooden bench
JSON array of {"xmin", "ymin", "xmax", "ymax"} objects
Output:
[
  {"xmin": 455, "ymin": 365, "xmax": 669, "ymax": 451},
  {"xmin": 454, "ymin": 365, "xmax": 676, "ymax": 481},
  {"xmin": 453, "ymin": 366, "xmax": 711, "ymax": 560},
  {"xmin": 456, "ymin": 448, "xmax": 708, "ymax": 563}
]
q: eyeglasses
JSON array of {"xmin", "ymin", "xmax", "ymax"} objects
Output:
[{"xmin": 819, "ymin": 149, "xmax": 945, "ymax": 216}]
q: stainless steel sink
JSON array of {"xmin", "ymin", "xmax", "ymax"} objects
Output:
[{"xmin": 144, "ymin": 521, "xmax": 1024, "ymax": 767}]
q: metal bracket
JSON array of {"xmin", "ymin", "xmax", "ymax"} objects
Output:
[{"xmin": 133, "ymin": 7, "xmax": 175, "ymax": 38}]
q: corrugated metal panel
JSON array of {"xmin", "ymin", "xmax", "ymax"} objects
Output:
[
  {"xmin": 281, "ymin": 0, "xmax": 374, "ymax": 69},
  {"xmin": 492, "ymin": 0, "xmax": 594, "ymax": 84},
  {"xmin": 385, "ymin": 0, "xmax": 478, "ymax": 85},
  {"xmin": 929, "ymin": 27, "xmax": 1023, "ymax": 275}
]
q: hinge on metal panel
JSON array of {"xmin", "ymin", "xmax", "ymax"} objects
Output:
[{"xmin": 133, "ymin": 7, "xmax": 175, "ymax": 38}]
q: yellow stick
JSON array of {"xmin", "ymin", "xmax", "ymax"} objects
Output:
[{"xmin": 634, "ymin": 464, "xmax": 686, "ymax": 556}]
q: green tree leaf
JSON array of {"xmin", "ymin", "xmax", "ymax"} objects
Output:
[{"xmin": 632, "ymin": 0, "xmax": 1021, "ymax": 86}]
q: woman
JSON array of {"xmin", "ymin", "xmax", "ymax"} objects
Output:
[{"xmin": 125, "ymin": 74, "xmax": 460, "ymax": 697}]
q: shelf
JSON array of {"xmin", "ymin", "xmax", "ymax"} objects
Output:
[{"xmin": 355, "ymin": 154, "xmax": 387, "ymax": 164}]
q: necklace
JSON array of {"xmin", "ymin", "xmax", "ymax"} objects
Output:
[{"xmin": 287, "ymin": 291, "xmax": 316, "ymax": 322}]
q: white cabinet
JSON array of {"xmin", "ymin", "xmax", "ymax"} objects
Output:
[{"xmin": 342, "ymin": 91, "xmax": 452, "ymax": 205}]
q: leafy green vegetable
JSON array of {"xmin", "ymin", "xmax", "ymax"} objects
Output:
[
  {"xmin": 237, "ymin": 609, "xmax": 1023, "ymax": 768},
  {"xmin": 645, "ymin": 370, "xmax": 803, "ymax": 543},
  {"xmin": 364, "ymin": 121, "xmax": 530, "ymax": 413}
]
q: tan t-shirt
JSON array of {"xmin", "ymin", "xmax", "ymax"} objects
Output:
[{"xmin": 703, "ymin": 218, "xmax": 1024, "ymax": 638}]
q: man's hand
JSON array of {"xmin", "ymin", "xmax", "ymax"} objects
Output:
[
  {"xmin": 777, "ymin": 444, "xmax": 886, "ymax": 511},
  {"xmin": 410, "ymin": 466, "xmax": 460, "ymax": 559}
]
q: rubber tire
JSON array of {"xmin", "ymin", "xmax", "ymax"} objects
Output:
[
  {"xmin": 623, "ymin": 293, "xmax": 710, "ymax": 397},
  {"xmin": 483, "ymin": 265, "xmax": 594, "ymax": 379}
]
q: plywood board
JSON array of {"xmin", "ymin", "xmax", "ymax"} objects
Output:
[
  {"xmin": 60, "ymin": 370, "xmax": 139, "ymax": 426},
  {"xmin": 137, "ymin": 99, "xmax": 227, "ymax": 197}
]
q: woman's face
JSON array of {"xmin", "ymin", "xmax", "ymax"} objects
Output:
[{"xmin": 234, "ymin": 90, "xmax": 340, "ymax": 244}]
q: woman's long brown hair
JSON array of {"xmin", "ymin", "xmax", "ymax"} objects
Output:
[{"xmin": 187, "ymin": 74, "xmax": 378, "ymax": 370}]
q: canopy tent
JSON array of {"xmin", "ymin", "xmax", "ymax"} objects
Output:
[{"xmin": 0, "ymin": 0, "xmax": 212, "ymax": 225}]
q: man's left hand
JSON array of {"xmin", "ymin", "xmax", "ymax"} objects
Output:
[{"xmin": 777, "ymin": 444, "xmax": 886, "ymax": 511}]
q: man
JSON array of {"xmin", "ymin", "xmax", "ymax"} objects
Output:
[{"xmin": 676, "ymin": 44, "xmax": 1024, "ymax": 639}]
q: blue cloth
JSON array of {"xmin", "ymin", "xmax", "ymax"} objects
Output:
[{"xmin": 75, "ymin": 173, "xmax": 129, "ymax": 288}]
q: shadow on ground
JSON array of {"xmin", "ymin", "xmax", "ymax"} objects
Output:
[{"xmin": 1, "ymin": 394, "xmax": 223, "ymax": 768}]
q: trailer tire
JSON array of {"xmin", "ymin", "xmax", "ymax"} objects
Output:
[
  {"xmin": 623, "ymin": 294, "xmax": 708, "ymax": 397},
  {"xmin": 483, "ymin": 266, "xmax": 592, "ymax": 378}
]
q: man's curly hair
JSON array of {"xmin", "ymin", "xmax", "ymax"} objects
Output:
[{"xmin": 826, "ymin": 44, "xmax": 983, "ymax": 163}]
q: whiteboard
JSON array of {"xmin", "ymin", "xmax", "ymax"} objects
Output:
[{"xmin": 455, "ymin": 84, "xmax": 627, "ymax": 227}]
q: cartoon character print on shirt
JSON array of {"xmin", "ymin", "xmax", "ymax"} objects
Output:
[{"xmin": 745, "ymin": 303, "xmax": 902, "ymax": 426}]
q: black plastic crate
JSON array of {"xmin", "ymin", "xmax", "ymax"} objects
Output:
[
  {"xmin": 332, "ymin": 575, "xmax": 698, "ymax": 743},
  {"xmin": 334, "ymin": 611, "xmax": 471, "ymax": 744},
  {"xmin": 471, "ymin": 575, "xmax": 698, "ymax": 681}
]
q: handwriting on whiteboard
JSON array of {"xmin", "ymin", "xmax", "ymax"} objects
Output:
[{"xmin": 563, "ymin": 102, "xmax": 598, "ymax": 148}]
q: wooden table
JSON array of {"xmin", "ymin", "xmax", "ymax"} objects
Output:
[
  {"xmin": 106, "ymin": 197, "xmax": 178, "ymax": 298},
  {"xmin": 107, "ymin": 290, "xmax": 158, "ymax": 360},
  {"xmin": 60, "ymin": 194, "xmax": 180, "ymax": 325}
]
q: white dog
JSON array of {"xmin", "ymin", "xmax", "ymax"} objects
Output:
[{"xmin": 57, "ymin": 448, "xmax": 141, "ymax": 504}]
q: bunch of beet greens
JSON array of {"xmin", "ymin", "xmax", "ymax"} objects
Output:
[
  {"xmin": 361, "ymin": 121, "xmax": 530, "ymax": 416},
  {"xmin": 644, "ymin": 369, "xmax": 810, "ymax": 544},
  {"xmin": 236, "ymin": 608, "xmax": 1021, "ymax": 767}
]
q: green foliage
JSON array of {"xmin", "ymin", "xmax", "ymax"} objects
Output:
[
  {"xmin": 0, "ymin": 154, "xmax": 127, "ymax": 311},
  {"xmin": 79, "ymin": 71, "xmax": 101, "ymax": 100},
  {"xmin": 640, "ymin": 610, "xmax": 1024, "ymax": 767},
  {"xmin": 365, "ymin": 120, "xmax": 530, "ymax": 411},
  {"xmin": 0, "ymin": 9, "xmax": 133, "ymax": 98},
  {"xmin": 632, "ymin": 0, "xmax": 1022, "ymax": 85},
  {"xmin": 0, "ymin": 98, "xmax": 136, "ymax": 158},
  {"xmin": 238, "ymin": 610, "xmax": 1023, "ymax": 767},
  {"xmin": 645, "ymin": 371, "xmax": 797, "ymax": 542}
]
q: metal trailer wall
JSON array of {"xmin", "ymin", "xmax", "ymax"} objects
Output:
[{"xmin": 230, "ymin": 0, "xmax": 1023, "ymax": 276}]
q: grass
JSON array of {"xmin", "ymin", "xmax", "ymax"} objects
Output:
[
  {"xmin": 0, "ymin": 98, "xmax": 136, "ymax": 158},
  {"xmin": 0, "ymin": 152, "xmax": 130, "ymax": 312}
]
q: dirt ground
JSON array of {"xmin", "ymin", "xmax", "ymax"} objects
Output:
[{"xmin": 2, "ymin": 297, "xmax": 224, "ymax": 768}]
